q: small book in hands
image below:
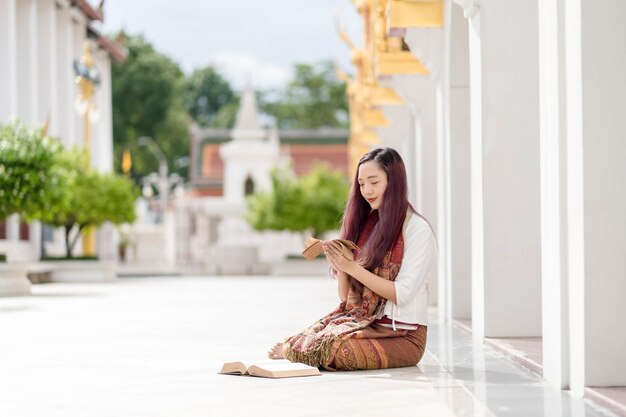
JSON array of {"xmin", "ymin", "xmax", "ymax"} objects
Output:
[
  {"xmin": 219, "ymin": 360, "xmax": 321, "ymax": 378},
  {"xmin": 302, "ymin": 238, "xmax": 359, "ymax": 261}
]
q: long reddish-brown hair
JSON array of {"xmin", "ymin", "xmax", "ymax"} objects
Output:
[{"xmin": 341, "ymin": 148, "xmax": 416, "ymax": 270}]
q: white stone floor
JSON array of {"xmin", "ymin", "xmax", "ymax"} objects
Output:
[{"xmin": 0, "ymin": 276, "xmax": 619, "ymax": 417}]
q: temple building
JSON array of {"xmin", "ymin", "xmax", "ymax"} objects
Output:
[
  {"xmin": 189, "ymin": 89, "xmax": 349, "ymax": 197},
  {"xmin": 0, "ymin": 0, "xmax": 125, "ymax": 264},
  {"xmin": 340, "ymin": 0, "xmax": 626, "ymax": 409},
  {"xmin": 175, "ymin": 87, "xmax": 349, "ymax": 271}
]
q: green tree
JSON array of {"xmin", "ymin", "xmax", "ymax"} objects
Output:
[
  {"xmin": 40, "ymin": 158, "xmax": 139, "ymax": 258},
  {"xmin": 0, "ymin": 121, "xmax": 68, "ymax": 221},
  {"xmin": 298, "ymin": 164, "xmax": 350, "ymax": 237},
  {"xmin": 246, "ymin": 164, "xmax": 349, "ymax": 238},
  {"xmin": 111, "ymin": 34, "xmax": 189, "ymax": 179},
  {"xmin": 183, "ymin": 66, "xmax": 237, "ymax": 127},
  {"xmin": 261, "ymin": 61, "xmax": 348, "ymax": 129}
]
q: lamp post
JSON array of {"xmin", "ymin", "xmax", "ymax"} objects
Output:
[
  {"xmin": 73, "ymin": 40, "xmax": 100, "ymax": 256},
  {"xmin": 137, "ymin": 136, "xmax": 183, "ymax": 222}
]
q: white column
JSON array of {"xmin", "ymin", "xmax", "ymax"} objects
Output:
[
  {"xmin": 55, "ymin": 1, "xmax": 74, "ymax": 145},
  {"xmin": 1, "ymin": 1, "xmax": 21, "ymax": 253},
  {"xmin": 538, "ymin": 0, "xmax": 571, "ymax": 391},
  {"xmin": 391, "ymin": 75, "xmax": 440, "ymax": 307},
  {"xmin": 95, "ymin": 49, "xmax": 116, "ymax": 262},
  {"xmin": 404, "ymin": 27, "xmax": 446, "ymax": 314},
  {"xmin": 564, "ymin": 0, "xmax": 585, "ymax": 396},
  {"xmin": 16, "ymin": 0, "xmax": 38, "ymax": 124},
  {"xmin": 434, "ymin": 0, "xmax": 453, "ymax": 323},
  {"xmin": 37, "ymin": 0, "xmax": 58, "ymax": 135},
  {"xmin": 6, "ymin": 214, "xmax": 20, "ymax": 241},
  {"xmin": 449, "ymin": 3, "xmax": 472, "ymax": 320},
  {"xmin": 0, "ymin": 0, "xmax": 17, "ymax": 122},
  {"xmin": 466, "ymin": 3, "xmax": 485, "ymax": 342},
  {"xmin": 16, "ymin": 0, "xmax": 41, "ymax": 261},
  {"xmin": 539, "ymin": 0, "xmax": 626, "ymax": 393},
  {"xmin": 464, "ymin": 0, "xmax": 543, "ymax": 339},
  {"xmin": 71, "ymin": 9, "xmax": 86, "ymax": 151},
  {"xmin": 576, "ymin": 0, "xmax": 626, "ymax": 391},
  {"xmin": 94, "ymin": 49, "xmax": 114, "ymax": 173}
]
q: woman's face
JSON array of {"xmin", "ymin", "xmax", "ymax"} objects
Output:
[{"xmin": 358, "ymin": 161, "xmax": 388, "ymax": 210}]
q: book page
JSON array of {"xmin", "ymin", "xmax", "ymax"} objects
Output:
[
  {"xmin": 247, "ymin": 361, "xmax": 321, "ymax": 378},
  {"xmin": 219, "ymin": 361, "xmax": 249, "ymax": 374}
]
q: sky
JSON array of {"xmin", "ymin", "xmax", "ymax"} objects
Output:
[{"xmin": 98, "ymin": 0, "xmax": 362, "ymax": 91}]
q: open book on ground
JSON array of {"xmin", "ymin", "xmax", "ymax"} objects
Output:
[{"xmin": 219, "ymin": 360, "xmax": 321, "ymax": 378}]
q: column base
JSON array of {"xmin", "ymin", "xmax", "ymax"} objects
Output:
[{"xmin": 0, "ymin": 264, "xmax": 32, "ymax": 296}]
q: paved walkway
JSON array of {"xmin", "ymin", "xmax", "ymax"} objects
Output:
[{"xmin": 0, "ymin": 276, "xmax": 618, "ymax": 417}]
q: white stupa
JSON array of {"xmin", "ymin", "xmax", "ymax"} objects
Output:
[{"xmin": 219, "ymin": 87, "xmax": 280, "ymax": 202}]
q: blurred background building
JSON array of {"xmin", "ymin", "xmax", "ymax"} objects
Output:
[
  {"xmin": 170, "ymin": 87, "xmax": 349, "ymax": 273},
  {"xmin": 0, "ymin": 0, "xmax": 125, "ymax": 261}
]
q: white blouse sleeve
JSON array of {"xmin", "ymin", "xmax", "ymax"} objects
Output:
[{"xmin": 394, "ymin": 215, "xmax": 437, "ymax": 308}]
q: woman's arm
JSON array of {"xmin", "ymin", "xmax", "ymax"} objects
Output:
[
  {"xmin": 328, "ymin": 256, "xmax": 350, "ymax": 302},
  {"xmin": 344, "ymin": 263, "xmax": 396, "ymax": 303},
  {"xmin": 323, "ymin": 241, "xmax": 397, "ymax": 303},
  {"xmin": 336, "ymin": 269, "xmax": 350, "ymax": 302}
]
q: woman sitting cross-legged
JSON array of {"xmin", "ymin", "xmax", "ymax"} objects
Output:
[{"xmin": 268, "ymin": 147, "xmax": 437, "ymax": 371}]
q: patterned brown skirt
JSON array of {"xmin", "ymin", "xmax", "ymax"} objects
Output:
[{"xmin": 324, "ymin": 323, "xmax": 427, "ymax": 371}]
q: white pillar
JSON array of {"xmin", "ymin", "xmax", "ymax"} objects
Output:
[
  {"xmin": 449, "ymin": 3, "xmax": 472, "ymax": 320},
  {"xmin": 539, "ymin": 0, "xmax": 626, "ymax": 393},
  {"xmin": 434, "ymin": 0, "xmax": 453, "ymax": 323},
  {"xmin": 564, "ymin": 0, "xmax": 586, "ymax": 396},
  {"xmin": 403, "ymin": 26, "xmax": 446, "ymax": 314},
  {"xmin": 37, "ymin": 0, "xmax": 58, "ymax": 135},
  {"xmin": 71, "ymin": 8, "xmax": 86, "ymax": 150},
  {"xmin": 465, "ymin": 3, "xmax": 486, "ymax": 342},
  {"xmin": 6, "ymin": 214, "xmax": 20, "ymax": 241},
  {"xmin": 16, "ymin": 0, "xmax": 38, "ymax": 124},
  {"xmin": 0, "ymin": 0, "xmax": 17, "ymax": 122},
  {"xmin": 390, "ymin": 75, "xmax": 439, "ymax": 307},
  {"xmin": 16, "ymin": 0, "xmax": 41, "ymax": 261},
  {"xmin": 576, "ymin": 0, "xmax": 626, "ymax": 391},
  {"xmin": 0, "ymin": 0, "xmax": 19, "ymax": 246},
  {"xmin": 538, "ymin": 0, "xmax": 570, "ymax": 391},
  {"xmin": 55, "ymin": 1, "xmax": 74, "ymax": 145},
  {"xmin": 463, "ymin": 0, "xmax": 543, "ymax": 339},
  {"xmin": 94, "ymin": 49, "xmax": 114, "ymax": 173}
]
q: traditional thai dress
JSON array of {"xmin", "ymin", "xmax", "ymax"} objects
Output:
[{"xmin": 283, "ymin": 209, "xmax": 433, "ymax": 371}]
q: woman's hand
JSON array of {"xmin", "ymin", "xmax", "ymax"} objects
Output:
[
  {"xmin": 322, "ymin": 240, "xmax": 356, "ymax": 274},
  {"xmin": 324, "ymin": 240, "xmax": 397, "ymax": 303}
]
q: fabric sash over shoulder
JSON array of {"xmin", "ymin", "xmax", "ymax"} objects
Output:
[{"xmin": 283, "ymin": 210, "xmax": 412, "ymax": 369}]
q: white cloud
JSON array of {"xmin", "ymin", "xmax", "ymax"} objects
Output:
[{"xmin": 208, "ymin": 52, "xmax": 291, "ymax": 92}]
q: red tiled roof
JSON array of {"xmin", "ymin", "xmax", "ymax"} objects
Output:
[
  {"xmin": 70, "ymin": 0, "xmax": 103, "ymax": 21},
  {"xmin": 88, "ymin": 26, "xmax": 127, "ymax": 63}
]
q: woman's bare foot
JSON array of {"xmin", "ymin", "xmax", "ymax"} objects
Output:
[{"xmin": 267, "ymin": 342, "xmax": 285, "ymax": 360}]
